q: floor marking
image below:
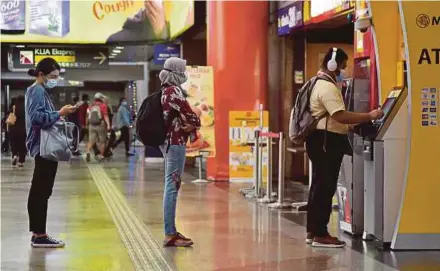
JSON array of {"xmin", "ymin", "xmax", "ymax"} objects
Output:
[{"xmin": 87, "ymin": 164, "xmax": 173, "ymax": 271}]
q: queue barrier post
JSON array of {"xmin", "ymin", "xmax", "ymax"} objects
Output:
[
  {"xmin": 268, "ymin": 132, "xmax": 291, "ymax": 209},
  {"xmin": 257, "ymin": 132, "xmax": 278, "ymax": 203},
  {"xmin": 192, "ymin": 151, "xmax": 210, "ymax": 183}
]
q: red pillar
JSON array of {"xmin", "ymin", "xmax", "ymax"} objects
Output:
[{"xmin": 207, "ymin": 1, "xmax": 268, "ymax": 181}]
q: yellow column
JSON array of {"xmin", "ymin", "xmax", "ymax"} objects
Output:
[{"xmin": 369, "ymin": 1, "xmax": 401, "ymax": 102}]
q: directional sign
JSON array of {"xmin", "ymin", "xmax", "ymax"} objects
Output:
[{"xmin": 11, "ymin": 47, "xmax": 109, "ymax": 70}]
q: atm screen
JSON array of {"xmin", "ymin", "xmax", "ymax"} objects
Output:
[{"xmin": 378, "ymin": 97, "xmax": 397, "ymax": 122}]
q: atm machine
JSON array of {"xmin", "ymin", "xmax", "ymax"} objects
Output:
[
  {"xmin": 359, "ymin": 87, "xmax": 408, "ymax": 247},
  {"xmin": 337, "ymin": 60, "xmax": 371, "ymax": 236}
]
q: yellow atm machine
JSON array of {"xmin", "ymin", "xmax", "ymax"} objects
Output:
[{"xmin": 360, "ymin": 87, "xmax": 408, "ymax": 247}]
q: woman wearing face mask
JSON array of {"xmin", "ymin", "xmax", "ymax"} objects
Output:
[
  {"xmin": 25, "ymin": 57, "xmax": 76, "ymax": 248},
  {"xmin": 304, "ymin": 48, "xmax": 384, "ymax": 248},
  {"xmin": 113, "ymin": 97, "xmax": 134, "ymax": 156},
  {"xmin": 159, "ymin": 57, "xmax": 200, "ymax": 247}
]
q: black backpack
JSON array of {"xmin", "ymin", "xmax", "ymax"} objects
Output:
[
  {"xmin": 288, "ymin": 74, "xmax": 332, "ymax": 145},
  {"xmin": 136, "ymin": 88, "xmax": 168, "ymax": 148}
]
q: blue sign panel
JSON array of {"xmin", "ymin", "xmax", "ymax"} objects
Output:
[
  {"xmin": 277, "ymin": 1, "xmax": 303, "ymax": 36},
  {"xmin": 154, "ymin": 44, "xmax": 181, "ymax": 65}
]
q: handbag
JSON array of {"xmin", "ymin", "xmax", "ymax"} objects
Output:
[
  {"xmin": 40, "ymin": 121, "xmax": 79, "ymax": 162},
  {"xmin": 6, "ymin": 106, "xmax": 16, "ymax": 126}
]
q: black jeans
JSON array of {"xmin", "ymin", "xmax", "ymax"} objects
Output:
[
  {"xmin": 9, "ymin": 131, "xmax": 26, "ymax": 163},
  {"xmin": 306, "ymin": 130, "xmax": 345, "ymax": 237},
  {"xmin": 28, "ymin": 155, "xmax": 58, "ymax": 234},
  {"xmin": 113, "ymin": 126, "xmax": 130, "ymax": 152}
]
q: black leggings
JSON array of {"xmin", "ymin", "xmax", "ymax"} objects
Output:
[
  {"xmin": 113, "ymin": 126, "xmax": 130, "ymax": 152},
  {"xmin": 306, "ymin": 130, "xmax": 345, "ymax": 237},
  {"xmin": 28, "ymin": 155, "xmax": 58, "ymax": 234}
]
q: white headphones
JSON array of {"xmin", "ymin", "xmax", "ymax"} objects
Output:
[{"xmin": 327, "ymin": 47, "xmax": 338, "ymax": 72}]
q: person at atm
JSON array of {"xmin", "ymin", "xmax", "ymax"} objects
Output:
[{"xmin": 305, "ymin": 47, "xmax": 384, "ymax": 248}]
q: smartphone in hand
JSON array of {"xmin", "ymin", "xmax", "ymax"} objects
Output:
[{"xmin": 74, "ymin": 101, "xmax": 84, "ymax": 108}]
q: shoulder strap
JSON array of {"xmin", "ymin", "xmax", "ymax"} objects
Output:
[{"xmin": 12, "ymin": 105, "xmax": 16, "ymax": 114}]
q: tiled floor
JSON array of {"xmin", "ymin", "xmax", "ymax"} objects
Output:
[{"xmin": 1, "ymin": 149, "xmax": 439, "ymax": 271}]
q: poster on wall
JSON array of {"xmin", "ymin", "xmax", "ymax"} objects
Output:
[
  {"xmin": 229, "ymin": 111, "xmax": 269, "ymax": 183},
  {"xmin": 181, "ymin": 66, "xmax": 215, "ymax": 157},
  {"xmin": 0, "ymin": 0, "xmax": 194, "ymax": 44}
]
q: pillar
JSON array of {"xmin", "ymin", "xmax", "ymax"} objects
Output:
[{"xmin": 206, "ymin": 1, "xmax": 268, "ymax": 181}]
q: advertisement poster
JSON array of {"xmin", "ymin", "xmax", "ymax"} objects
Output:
[
  {"xmin": 229, "ymin": 111, "xmax": 269, "ymax": 183},
  {"xmin": 0, "ymin": 0, "xmax": 194, "ymax": 44},
  {"xmin": 181, "ymin": 66, "xmax": 215, "ymax": 157}
]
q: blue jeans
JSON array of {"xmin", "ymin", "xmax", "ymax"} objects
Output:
[{"xmin": 160, "ymin": 145, "xmax": 186, "ymax": 236}]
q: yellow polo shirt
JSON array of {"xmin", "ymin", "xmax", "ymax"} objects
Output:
[{"xmin": 310, "ymin": 79, "xmax": 349, "ymax": 135}]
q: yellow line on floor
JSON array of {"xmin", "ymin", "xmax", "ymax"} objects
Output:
[{"xmin": 87, "ymin": 164, "xmax": 173, "ymax": 271}]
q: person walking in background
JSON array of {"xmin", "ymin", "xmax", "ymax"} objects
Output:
[
  {"xmin": 77, "ymin": 94, "xmax": 89, "ymax": 143},
  {"xmin": 159, "ymin": 57, "xmax": 200, "ymax": 247},
  {"xmin": 103, "ymin": 96, "xmax": 115, "ymax": 158},
  {"xmin": 113, "ymin": 97, "xmax": 134, "ymax": 157},
  {"xmin": 2, "ymin": 98, "xmax": 16, "ymax": 153},
  {"xmin": 86, "ymin": 93, "xmax": 110, "ymax": 162},
  {"xmin": 25, "ymin": 57, "xmax": 76, "ymax": 248},
  {"xmin": 68, "ymin": 96, "xmax": 81, "ymax": 156},
  {"xmin": 8, "ymin": 96, "xmax": 27, "ymax": 167}
]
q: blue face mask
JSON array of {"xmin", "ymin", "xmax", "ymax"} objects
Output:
[
  {"xmin": 44, "ymin": 78, "xmax": 58, "ymax": 89},
  {"xmin": 336, "ymin": 75, "xmax": 344, "ymax": 83},
  {"xmin": 121, "ymin": 101, "xmax": 128, "ymax": 106}
]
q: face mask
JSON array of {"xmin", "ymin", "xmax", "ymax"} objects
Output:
[
  {"xmin": 122, "ymin": 101, "xmax": 128, "ymax": 106},
  {"xmin": 44, "ymin": 78, "xmax": 58, "ymax": 89},
  {"xmin": 336, "ymin": 75, "xmax": 344, "ymax": 83}
]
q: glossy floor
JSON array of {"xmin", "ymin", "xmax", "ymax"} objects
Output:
[{"xmin": 1, "ymin": 150, "xmax": 439, "ymax": 271}]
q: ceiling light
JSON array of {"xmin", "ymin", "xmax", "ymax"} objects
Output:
[
  {"xmin": 109, "ymin": 55, "xmax": 115, "ymax": 59},
  {"xmin": 15, "ymin": 45, "xmax": 25, "ymax": 48},
  {"xmin": 112, "ymin": 49, "xmax": 122, "ymax": 53},
  {"xmin": 116, "ymin": 46, "xmax": 124, "ymax": 50}
]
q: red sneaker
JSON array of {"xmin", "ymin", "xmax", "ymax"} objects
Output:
[{"xmin": 312, "ymin": 235, "xmax": 346, "ymax": 248}]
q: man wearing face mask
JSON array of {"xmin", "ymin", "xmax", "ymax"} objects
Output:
[{"xmin": 304, "ymin": 48, "xmax": 384, "ymax": 248}]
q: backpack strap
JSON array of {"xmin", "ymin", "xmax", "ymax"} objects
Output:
[{"xmin": 313, "ymin": 73, "xmax": 336, "ymax": 153}]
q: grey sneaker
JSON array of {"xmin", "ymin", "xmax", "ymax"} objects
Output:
[{"xmin": 32, "ymin": 235, "xmax": 65, "ymax": 248}]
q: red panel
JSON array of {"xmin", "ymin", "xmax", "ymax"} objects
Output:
[
  {"xmin": 206, "ymin": 1, "xmax": 268, "ymax": 181},
  {"xmin": 369, "ymin": 35, "xmax": 379, "ymax": 110}
]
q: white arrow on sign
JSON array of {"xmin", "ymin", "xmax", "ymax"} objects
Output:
[{"xmin": 93, "ymin": 52, "xmax": 107, "ymax": 65}]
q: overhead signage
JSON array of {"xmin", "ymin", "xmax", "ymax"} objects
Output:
[
  {"xmin": 278, "ymin": 0, "xmax": 300, "ymax": 9},
  {"xmin": 310, "ymin": 0, "xmax": 351, "ymax": 18},
  {"xmin": 277, "ymin": 1, "xmax": 303, "ymax": 36},
  {"xmin": 0, "ymin": 0, "xmax": 194, "ymax": 44},
  {"xmin": 153, "ymin": 44, "xmax": 181, "ymax": 65},
  {"xmin": 11, "ymin": 47, "xmax": 109, "ymax": 70}
]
